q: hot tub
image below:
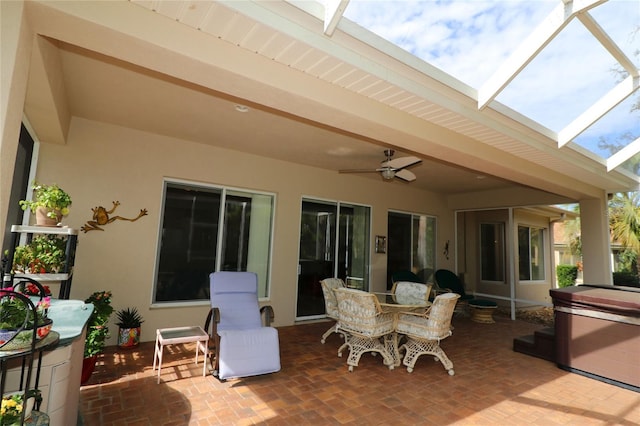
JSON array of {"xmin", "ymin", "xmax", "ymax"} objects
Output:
[{"xmin": 550, "ymin": 285, "xmax": 640, "ymax": 391}]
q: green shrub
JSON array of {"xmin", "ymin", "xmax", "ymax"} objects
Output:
[
  {"xmin": 556, "ymin": 265, "xmax": 578, "ymax": 288},
  {"xmin": 83, "ymin": 291, "xmax": 113, "ymax": 357}
]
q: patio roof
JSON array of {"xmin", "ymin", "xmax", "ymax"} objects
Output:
[
  {"xmin": 326, "ymin": 0, "xmax": 640, "ymax": 174},
  {"xmin": 16, "ymin": 0, "xmax": 640, "ymax": 203}
]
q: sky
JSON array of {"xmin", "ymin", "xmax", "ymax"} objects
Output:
[{"xmin": 342, "ymin": 0, "xmax": 640, "ymax": 167}]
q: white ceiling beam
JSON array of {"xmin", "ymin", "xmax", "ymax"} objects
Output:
[
  {"xmin": 558, "ymin": 74, "xmax": 639, "ymax": 146},
  {"xmin": 323, "ymin": 0, "xmax": 349, "ymax": 36},
  {"xmin": 607, "ymin": 138, "xmax": 640, "ymax": 172},
  {"xmin": 578, "ymin": 12, "xmax": 639, "ymax": 77},
  {"xmin": 478, "ymin": 0, "xmax": 606, "ymax": 110}
]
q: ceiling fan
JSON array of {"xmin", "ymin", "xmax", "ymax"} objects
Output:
[{"xmin": 339, "ymin": 149, "xmax": 422, "ymax": 182}]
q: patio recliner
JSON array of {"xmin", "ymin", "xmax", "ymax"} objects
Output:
[
  {"xmin": 319, "ymin": 278, "xmax": 346, "ymax": 344},
  {"xmin": 204, "ymin": 271, "xmax": 280, "ymax": 380},
  {"xmin": 397, "ymin": 292, "xmax": 460, "ymax": 375}
]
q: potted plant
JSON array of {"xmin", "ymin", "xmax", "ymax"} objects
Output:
[
  {"xmin": 11, "ymin": 235, "xmax": 67, "ymax": 274},
  {"xmin": 19, "ymin": 181, "xmax": 72, "ymax": 226},
  {"xmin": 1, "ymin": 389, "xmax": 42, "ymax": 424},
  {"xmin": 115, "ymin": 307, "xmax": 144, "ymax": 349},
  {"xmin": 0, "ymin": 285, "xmax": 52, "ymax": 352},
  {"xmin": 81, "ymin": 291, "xmax": 113, "ymax": 385}
]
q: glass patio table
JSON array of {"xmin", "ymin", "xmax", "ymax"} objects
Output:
[
  {"xmin": 153, "ymin": 326, "xmax": 209, "ymax": 384},
  {"xmin": 371, "ymin": 292, "xmax": 431, "ymax": 367},
  {"xmin": 372, "ymin": 292, "xmax": 431, "ymax": 311}
]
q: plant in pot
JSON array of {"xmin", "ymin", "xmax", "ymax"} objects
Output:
[
  {"xmin": 11, "ymin": 235, "xmax": 67, "ymax": 275},
  {"xmin": 0, "ymin": 284, "xmax": 52, "ymax": 352},
  {"xmin": 81, "ymin": 291, "xmax": 113, "ymax": 385},
  {"xmin": 115, "ymin": 307, "xmax": 144, "ymax": 349},
  {"xmin": 1, "ymin": 389, "xmax": 42, "ymax": 425},
  {"xmin": 19, "ymin": 181, "xmax": 72, "ymax": 226}
]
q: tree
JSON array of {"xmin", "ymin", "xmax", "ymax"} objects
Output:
[
  {"xmin": 609, "ymin": 192, "xmax": 640, "ymax": 274},
  {"xmin": 600, "ymin": 29, "xmax": 640, "ymax": 275}
]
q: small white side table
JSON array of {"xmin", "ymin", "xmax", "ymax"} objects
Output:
[{"xmin": 153, "ymin": 326, "xmax": 209, "ymax": 383}]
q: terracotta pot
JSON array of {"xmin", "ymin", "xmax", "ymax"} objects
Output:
[
  {"xmin": 81, "ymin": 355, "xmax": 98, "ymax": 385},
  {"xmin": 35, "ymin": 207, "xmax": 62, "ymax": 226},
  {"xmin": 117, "ymin": 327, "xmax": 141, "ymax": 348}
]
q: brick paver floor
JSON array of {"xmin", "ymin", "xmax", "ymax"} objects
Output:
[{"xmin": 79, "ymin": 316, "xmax": 640, "ymax": 425}]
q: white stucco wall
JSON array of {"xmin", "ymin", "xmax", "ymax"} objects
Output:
[{"xmin": 28, "ymin": 117, "xmax": 454, "ymax": 345}]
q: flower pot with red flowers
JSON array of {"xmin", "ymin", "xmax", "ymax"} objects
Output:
[
  {"xmin": 0, "ymin": 283, "xmax": 52, "ymax": 352},
  {"xmin": 11, "ymin": 235, "xmax": 67, "ymax": 275},
  {"xmin": 81, "ymin": 291, "xmax": 113, "ymax": 385}
]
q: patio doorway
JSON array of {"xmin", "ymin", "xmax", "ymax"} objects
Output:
[
  {"xmin": 296, "ymin": 199, "xmax": 370, "ymax": 319},
  {"xmin": 386, "ymin": 211, "xmax": 436, "ymax": 289}
]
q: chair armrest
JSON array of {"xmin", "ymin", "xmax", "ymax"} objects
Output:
[
  {"xmin": 204, "ymin": 307, "xmax": 220, "ymax": 336},
  {"xmin": 260, "ymin": 305, "xmax": 275, "ymax": 326},
  {"xmin": 398, "ymin": 306, "xmax": 432, "ymax": 318}
]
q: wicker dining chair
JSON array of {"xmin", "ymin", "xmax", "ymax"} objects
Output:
[
  {"xmin": 391, "ymin": 281, "xmax": 433, "ymax": 308},
  {"xmin": 334, "ymin": 288, "xmax": 396, "ymax": 371},
  {"xmin": 319, "ymin": 278, "xmax": 346, "ymax": 344},
  {"xmin": 396, "ymin": 292, "xmax": 460, "ymax": 375}
]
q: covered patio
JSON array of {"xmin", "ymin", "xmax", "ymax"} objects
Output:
[{"xmin": 79, "ymin": 317, "xmax": 640, "ymax": 425}]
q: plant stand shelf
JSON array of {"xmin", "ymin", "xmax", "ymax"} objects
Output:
[{"xmin": 5, "ymin": 225, "xmax": 78, "ymax": 299}]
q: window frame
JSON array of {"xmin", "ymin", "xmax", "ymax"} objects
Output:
[
  {"xmin": 518, "ymin": 224, "xmax": 546, "ymax": 282},
  {"xmin": 152, "ymin": 178, "xmax": 276, "ymax": 306}
]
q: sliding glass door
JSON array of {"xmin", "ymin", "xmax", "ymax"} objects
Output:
[
  {"xmin": 387, "ymin": 211, "xmax": 436, "ymax": 289},
  {"xmin": 297, "ymin": 199, "xmax": 370, "ymax": 319}
]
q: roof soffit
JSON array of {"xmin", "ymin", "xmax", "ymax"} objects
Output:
[
  {"xmin": 23, "ymin": 0, "xmax": 639, "ymax": 198},
  {"xmin": 144, "ymin": 0, "xmax": 637, "ymax": 192}
]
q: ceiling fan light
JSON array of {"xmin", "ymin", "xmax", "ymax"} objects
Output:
[{"xmin": 381, "ymin": 169, "xmax": 395, "ymax": 180}]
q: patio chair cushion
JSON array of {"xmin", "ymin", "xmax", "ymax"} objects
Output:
[
  {"xmin": 469, "ymin": 299, "xmax": 497, "ymax": 308},
  {"xmin": 211, "ymin": 271, "xmax": 263, "ymax": 331},
  {"xmin": 218, "ymin": 327, "xmax": 280, "ymax": 380}
]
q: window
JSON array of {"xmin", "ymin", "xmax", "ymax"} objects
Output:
[
  {"xmin": 480, "ymin": 223, "xmax": 505, "ymax": 282},
  {"xmin": 3, "ymin": 124, "xmax": 34, "ymax": 255},
  {"xmin": 519, "ymin": 225, "xmax": 545, "ymax": 281},
  {"xmin": 154, "ymin": 181, "xmax": 274, "ymax": 303},
  {"xmin": 387, "ymin": 211, "xmax": 436, "ymax": 288}
]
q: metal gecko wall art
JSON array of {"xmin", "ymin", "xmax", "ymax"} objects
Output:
[{"xmin": 81, "ymin": 201, "xmax": 148, "ymax": 233}]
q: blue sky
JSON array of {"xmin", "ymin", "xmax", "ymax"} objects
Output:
[{"xmin": 343, "ymin": 0, "xmax": 640, "ymax": 163}]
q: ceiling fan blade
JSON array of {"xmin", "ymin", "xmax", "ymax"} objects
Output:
[
  {"xmin": 394, "ymin": 169, "xmax": 416, "ymax": 182},
  {"xmin": 338, "ymin": 169, "xmax": 379, "ymax": 174},
  {"xmin": 382, "ymin": 156, "xmax": 422, "ymax": 170}
]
